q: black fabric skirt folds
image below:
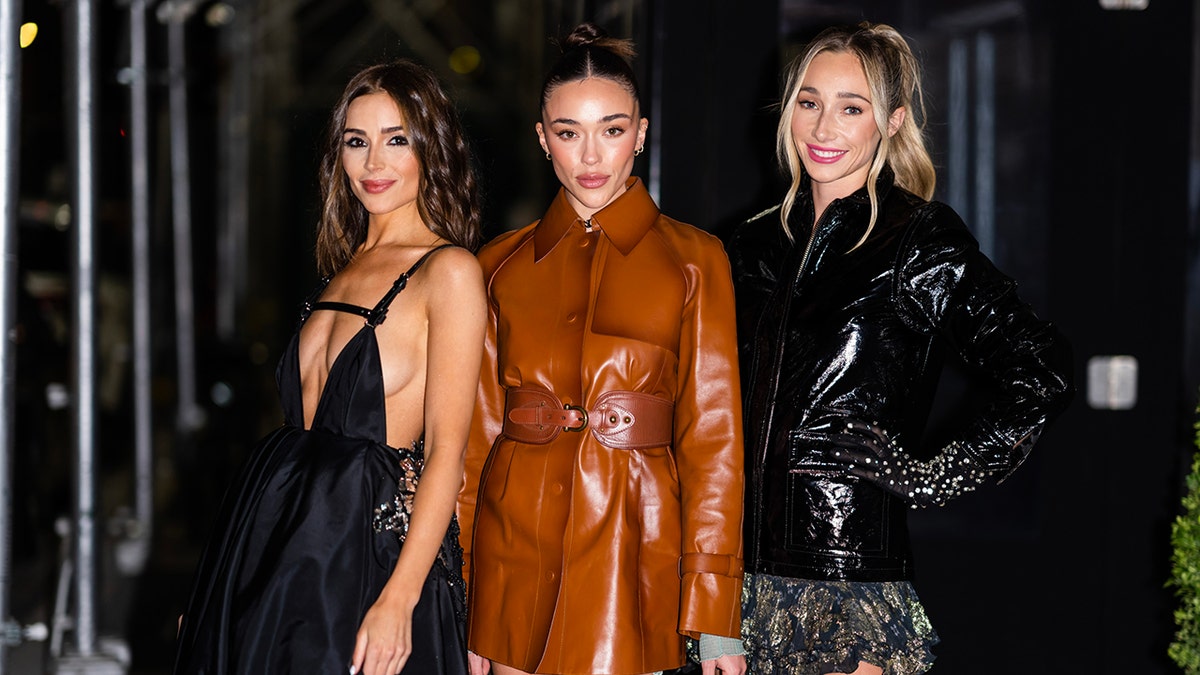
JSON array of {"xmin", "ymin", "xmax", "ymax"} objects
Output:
[{"xmin": 173, "ymin": 426, "xmax": 467, "ymax": 674}]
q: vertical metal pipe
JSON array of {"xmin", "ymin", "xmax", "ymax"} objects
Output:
[
  {"xmin": 217, "ymin": 5, "xmax": 250, "ymax": 342},
  {"xmin": 646, "ymin": 0, "xmax": 665, "ymax": 204},
  {"xmin": 67, "ymin": 0, "xmax": 100, "ymax": 655},
  {"xmin": 166, "ymin": 7, "xmax": 201, "ymax": 434},
  {"xmin": 0, "ymin": 0, "xmax": 22, "ymax": 668},
  {"xmin": 947, "ymin": 36, "xmax": 969, "ymax": 216},
  {"xmin": 129, "ymin": 0, "xmax": 154, "ymax": 547},
  {"xmin": 973, "ymin": 31, "xmax": 996, "ymax": 258}
]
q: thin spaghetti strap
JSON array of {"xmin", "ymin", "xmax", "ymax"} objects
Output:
[{"xmin": 366, "ymin": 244, "xmax": 457, "ymax": 326}]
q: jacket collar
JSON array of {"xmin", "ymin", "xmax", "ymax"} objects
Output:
[
  {"xmin": 783, "ymin": 165, "xmax": 899, "ymax": 269},
  {"xmin": 798, "ymin": 164, "xmax": 896, "ymax": 209},
  {"xmin": 533, "ymin": 177, "xmax": 659, "ymax": 262},
  {"xmin": 790, "ymin": 165, "xmax": 898, "ymax": 238}
]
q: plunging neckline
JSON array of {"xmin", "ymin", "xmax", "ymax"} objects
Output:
[
  {"xmin": 174, "ymin": 243, "xmax": 469, "ymax": 675},
  {"xmin": 280, "ymin": 244, "xmax": 453, "ymax": 446},
  {"xmin": 297, "ymin": 324, "xmax": 376, "ymax": 435}
]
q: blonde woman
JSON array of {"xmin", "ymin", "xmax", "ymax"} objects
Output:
[{"xmin": 728, "ymin": 22, "xmax": 1073, "ymax": 674}]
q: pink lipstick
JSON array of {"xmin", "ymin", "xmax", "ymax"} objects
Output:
[
  {"xmin": 806, "ymin": 144, "xmax": 847, "ymax": 164},
  {"xmin": 577, "ymin": 174, "xmax": 609, "ymax": 190},
  {"xmin": 361, "ymin": 179, "xmax": 395, "ymax": 194}
]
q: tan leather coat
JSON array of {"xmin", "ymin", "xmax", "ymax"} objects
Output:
[{"xmin": 457, "ymin": 178, "xmax": 744, "ymax": 675}]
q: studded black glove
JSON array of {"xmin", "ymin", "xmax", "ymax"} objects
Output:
[{"xmin": 822, "ymin": 419, "xmax": 1001, "ymax": 508}]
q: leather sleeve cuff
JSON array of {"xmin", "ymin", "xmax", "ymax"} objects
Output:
[{"xmin": 680, "ymin": 552, "xmax": 744, "ymax": 578}]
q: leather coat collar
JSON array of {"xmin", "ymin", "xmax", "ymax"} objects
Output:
[{"xmin": 533, "ymin": 177, "xmax": 659, "ymax": 262}]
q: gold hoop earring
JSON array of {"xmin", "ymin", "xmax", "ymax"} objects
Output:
[
  {"xmin": 634, "ymin": 146, "xmax": 644, "ymax": 156},
  {"xmin": 545, "ymin": 152, "xmax": 552, "ymax": 160}
]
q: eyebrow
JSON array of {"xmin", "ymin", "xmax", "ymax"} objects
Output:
[
  {"xmin": 548, "ymin": 113, "xmax": 633, "ymax": 125},
  {"xmin": 343, "ymin": 125, "xmax": 406, "ymax": 134},
  {"xmin": 799, "ymin": 86, "xmax": 871, "ymax": 104}
]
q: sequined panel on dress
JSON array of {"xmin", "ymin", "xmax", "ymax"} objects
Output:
[
  {"xmin": 372, "ymin": 439, "xmax": 425, "ymax": 540},
  {"xmin": 741, "ymin": 573, "xmax": 938, "ymax": 675},
  {"xmin": 371, "ymin": 437, "xmax": 467, "ymax": 623}
]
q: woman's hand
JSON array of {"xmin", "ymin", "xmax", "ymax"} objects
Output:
[
  {"xmin": 350, "ymin": 590, "xmax": 417, "ymax": 675},
  {"xmin": 702, "ymin": 654, "xmax": 747, "ymax": 675},
  {"xmin": 467, "ymin": 650, "xmax": 491, "ymax": 675},
  {"xmin": 822, "ymin": 419, "xmax": 995, "ymax": 508}
]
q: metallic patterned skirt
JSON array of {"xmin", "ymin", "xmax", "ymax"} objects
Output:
[{"xmin": 741, "ymin": 573, "xmax": 939, "ymax": 675}]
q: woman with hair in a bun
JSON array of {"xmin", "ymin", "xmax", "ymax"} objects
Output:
[{"xmin": 457, "ymin": 21, "xmax": 747, "ymax": 675}]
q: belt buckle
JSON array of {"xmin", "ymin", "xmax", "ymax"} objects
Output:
[{"xmin": 563, "ymin": 404, "xmax": 588, "ymax": 432}]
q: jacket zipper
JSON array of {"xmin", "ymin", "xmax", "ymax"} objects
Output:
[{"xmin": 749, "ymin": 208, "xmax": 828, "ymax": 572}]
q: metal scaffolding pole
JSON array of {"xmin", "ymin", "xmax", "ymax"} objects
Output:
[
  {"xmin": 67, "ymin": 0, "xmax": 100, "ymax": 658},
  {"xmin": 53, "ymin": 6, "xmax": 131, "ymax": 672},
  {"xmin": 161, "ymin": 0, "xmax": 203, "ymax": 435},
  {"xmin": 128, "ymin": 0, "xmax": 154, "ymax": 565},
  {"xmin": 0, "ymin": 0, "xmax": 21, "ymax": 667},
  {"xmin": 216, "ymin": 2, "xmax": 250, "ymax": 343}
]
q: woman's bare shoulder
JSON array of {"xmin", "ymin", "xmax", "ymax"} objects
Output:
[{"xmin": 420, "ymin": 245, "xmax": 484, "ymax": 291}]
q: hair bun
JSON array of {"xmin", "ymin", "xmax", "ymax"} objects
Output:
[
  {"xmin": 564, "ymin": 22, "xmax": 605, "ymax": 48},
  {"xmin": 561, "ymin": 21, "xmax": 637, "ymax": 61}
]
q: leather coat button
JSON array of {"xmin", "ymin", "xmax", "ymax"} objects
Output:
[{"xmin": 551, "ymin": 482, "xmax": 565, "ymax": 495}]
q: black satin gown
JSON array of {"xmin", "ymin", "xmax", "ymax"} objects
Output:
[{"xmin": 174, "ymin": 246, "xmax": 467, "ymax": 674}]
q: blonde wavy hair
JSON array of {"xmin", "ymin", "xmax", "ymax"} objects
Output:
[{"xmin": 776, "ymin": 22, "xmax": 936, "ymax": 246}]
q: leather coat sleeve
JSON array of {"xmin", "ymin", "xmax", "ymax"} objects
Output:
[
  {"xmin": 674, "ymin": 239, "xmax": 746, "ymax": 639},
  {"xmin": 894, "ymin": 204, "xmax": 1074, "ymax": 477},
  {"xmin": 457, "ymin": 267, "xmax": 506, "ymax": 594}
]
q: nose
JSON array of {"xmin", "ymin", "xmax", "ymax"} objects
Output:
[
  {"xmin": 364, "ymin": 144, "xmax": 384, "ymax": 171},
  {"xmin": 812, "ymin": 109, "xmax": 836, "ymax": 143},
  {"xmin": 581, "ymin": 135, "xmax": 599, "ymax": 166}
]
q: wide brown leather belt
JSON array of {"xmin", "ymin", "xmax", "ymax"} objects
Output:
[{"xmin": 502, "ymin": 387, "xmax": 674, "ymax": 450}]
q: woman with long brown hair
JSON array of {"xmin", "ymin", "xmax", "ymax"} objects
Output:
[{"xmin": 174, "ymin": 59, "xmax": 485, "ymax": 675}]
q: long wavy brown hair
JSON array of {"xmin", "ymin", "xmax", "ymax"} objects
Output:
[{"xmin": 315, "ymin": 59, "xmax": 482, "ymax": 276}]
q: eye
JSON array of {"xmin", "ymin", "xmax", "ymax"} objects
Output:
[
  {"xmin": 388, "ymin": 135, "xmax": 409, "ymax": 146},
  {"xmin": 604, "ymin": 126, "xmax": 626, "ymax": 137},
  {"xmin": 797, "ymin": 99, "xmax": 818, "ymax": 110},
  {"xmin": 555, "ymin": 129, "xmax": 578, "ymax": 140},
  {"xmin": 343, "ymin": 136, "xmax": 366, "ymax": 148},
  {"xmin": 843, "ymin": 105, "xmax": 864, "ymax": 115}
]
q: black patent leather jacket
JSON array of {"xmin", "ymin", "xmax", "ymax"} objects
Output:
[{"xmin": 727, "ymin": 170, "xmax": 1073, "ymax": 581}]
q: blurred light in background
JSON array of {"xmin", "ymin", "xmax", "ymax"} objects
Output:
[
  {"xmin": 206, "ymin": 3, "xmax": 235, "ymax": 27},
  {"xmin": 20, "ymin": 22, "xmax": 37, "ymax": 48},
  {"xmin": 449, "ymin": 45, "xmax": 481, "ymax": 75}
]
